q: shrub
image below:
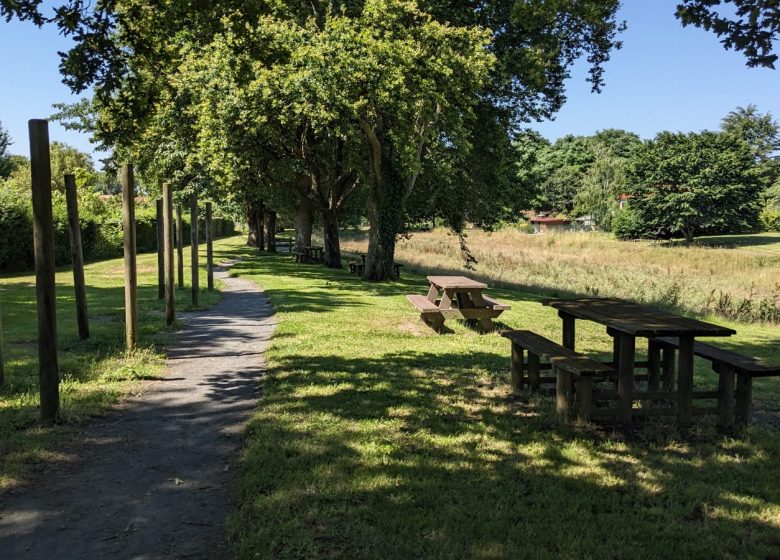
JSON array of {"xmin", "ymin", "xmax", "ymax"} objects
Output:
[
  {"xmin": 612, "ymin": 207, "xmax": 646, "ymax": 240},
  {"xmin": 760, "ymin": 206, "xmax": 780, "ymax": 232}
]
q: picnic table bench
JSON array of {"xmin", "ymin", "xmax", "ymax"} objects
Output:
[
  {"xmin": 275, "ymin": 236, "xmax": 295, "ymax": 253},
  {"xmin": 349, "ymin": 254, "xmax": 403, "ymax": 279},
  {"xmin": 651, "ymin": 336, "xmax": 780, "ymax": 425},
  {"xmin": 538, "ymin": 297, "xmax": 743, "ymax": 427},
  {"xmin": 407, "ymin": 275, "xmax": 509, "ymax": 331},
  {"xmin": 503, "ymin": 330, "xmax": 615, "ymax": 421},
  {"xmin": 294, "ymin": 245, "xmax": 324, "ymax": 264}
]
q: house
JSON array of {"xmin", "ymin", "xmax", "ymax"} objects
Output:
[{"xmin": 530, "ymin": 216, "xmax": 573, "ymax": 234}]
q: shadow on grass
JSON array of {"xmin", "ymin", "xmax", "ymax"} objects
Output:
[{"xmin": 233, "ymin": 347, "xmax": 780, "ymax": 559}]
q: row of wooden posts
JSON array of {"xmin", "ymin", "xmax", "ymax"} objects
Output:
[{"xmin": 4, "ymin": 120, "xmax": 217, "ymax": 423}]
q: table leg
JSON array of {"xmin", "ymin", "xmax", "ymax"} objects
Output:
[
  {"xmin": 555, "ymin": 366, "xmax": 572, "ymax": 421},
  {"xmin": 716, "ymin": 364, "xmax": 734, "ymax": 429},
  {"xmin": 426, "ymin": 284, "xmax": 438, "ymax": 303},
  {"xmin": 527, "ymin": 353, "xmax": 541, "ymax": 391},
  {"xmin": 510, "ymin": 343, "xmax": 524, "ymax": 394},
  {"xmin": 677, "ymin": 335, "xmax": 695, "ymax": 429},
  {"xmin": 647, "ymin": 340, "xmax": 661, "ymax": 391},
  {"xmin": 734, "ymin": 373, "xmax": 753, "ymax": 426},
  {"xmin": 560, "ymin": 312, "xmax": 575, "ymax": 350},
  {"xmin": 440, "ymin": 289, "xmax": 454, "ymax": 309},
  {"xmin": 617, "ymin": 333, "xmax": 636, "ymax": 423},
  {"xmin": 661, "ymin": 346, "xmax": 676, "ymax": 390}
]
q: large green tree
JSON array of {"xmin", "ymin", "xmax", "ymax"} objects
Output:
[{"xmin": 626, "ymin": 131, "xmax": 762, "ymax": 242}]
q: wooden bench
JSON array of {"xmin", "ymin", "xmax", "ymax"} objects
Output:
[
  {"xmin": 293, "ymin": 250, "xmax": 308, "ymax": 263},
  {"xmin": 652, "ymin": 336, "xmax": 780, "ymax": 426},
  {"xmin": 502, "ymin": 330, "xmax": 615, "ymax": 421},
  {"xmin": 349, "ymin": 260, "xmax": 402, "ymax": 279},
  {"xmin": 482, "ymin": 295, "xmax": 511, "ymax": 311},
  {"xmin": 406, "ymin": 294, "xmax": 444, "ymax": 330}
]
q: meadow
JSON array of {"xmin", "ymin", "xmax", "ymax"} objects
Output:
[
  {"xmin": 341, "ymin": 229, "xmax": 780, "ymax": 325},
  {"xmin": 0, "ymin": 237, "xmax": 242, "ymax": 488},
  {"xmin": 228, "ymin": 244, "xmax": 779, "ymax": 559}
]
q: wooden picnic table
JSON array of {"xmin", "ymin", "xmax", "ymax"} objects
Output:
[
  {"xmin": 407, "ymin": 275, "xmax": 510, "ymax": 331},
  {"xmin": 295, "ymin": 245, "xmax": 324, "ymax": 263},
  {"xmin": 543, "ymin": 297, "xmax": 736, "ymax": 426}
]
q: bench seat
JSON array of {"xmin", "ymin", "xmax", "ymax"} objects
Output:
[
  {"xmin": 651, "ymin": 336, "xmax": 780, "ymax": 426},
  {"xmin": 481, "ymin": 295, "xmax": 511, "ymax": 311},
  {"xmin": 503, "ymin": 330, "xmax": 614, "ymax": 421},
  {"xmin": 653, "ymin": 337, "xmax": 780, "ymax": 377},
  {"xmin": 406, "ymin": 294, "xmax": 440, "ymax": 314}
]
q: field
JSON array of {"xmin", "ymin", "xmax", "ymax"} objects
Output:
[
  {"xmin": 0, "ymin": 237, "xmax": 240, "ymax": 489},
  {"xmin": 341, "ymin": 229, "xmax": 780, "ymax": 325},
  {"xmin": 228, "ymin": 244, "xmax": 780, "ymax": 559}
]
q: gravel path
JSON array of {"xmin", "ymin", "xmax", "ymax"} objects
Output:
[{"xmin": 0, "ymin": 262, "xmax": 274, "ymax": 559}]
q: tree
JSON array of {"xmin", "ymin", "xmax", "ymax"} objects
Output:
[
  {"xmin": 676, "ymin": 0, "xmax": 780, "ymax": 68},
  {"xmin": 721, "ymin": 104, "xmax": 780, "ymax": 191},
  {"xmin": 626, "ymin": 131, "xmax": 762, "ymax": 242},
  {"xmin": 0, "ymin": 121, "xmax": 12, "ymax": 178},
  {"xmin": 573, "ymin": 143, "xmax": 626, "ymax": 230}
]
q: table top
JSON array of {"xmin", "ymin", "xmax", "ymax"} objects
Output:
[
  {"xmin": 427, "ymin": 276, "xmax": 488, "ymax": 290},
  {"xmin": 543, "ymin": 297, "xmax": 736, "ymax": 338}
]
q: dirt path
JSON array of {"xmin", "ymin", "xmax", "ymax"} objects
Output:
[{"xmin": 0, "ymin": 263, "xmax": 274, "ymax": 559}]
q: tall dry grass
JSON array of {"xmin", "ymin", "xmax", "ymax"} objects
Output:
[{"xmin": 340, "ymin": 228, "xmax": 780, "ymax": 324}]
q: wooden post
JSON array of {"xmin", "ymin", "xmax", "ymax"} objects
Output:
[
  {"xmin": 734, "ymin": 373, "xmax": 753, "ymax": 426},
  {"xmin": 616, "ymin": 333, "xmax": 636, "ymax": 423},
  {"xmin": 206, "ymin": 202, "xmax": 214, "ymax": 291},
  {"xmin": 561, "ymin": 312, "xmax": 575, "ymax": 350},
  {"xmin": 64, "ymin": 174, "xmax": 89, "ymax": 340},
  {"xmin": 156, "ymin": 199, "xmax": 164, "ymax": 300},
  {"xmin": 647, "ymin": 340, "xmax": 661, "ymax": 392},
  {"xmin": 716, "ymin": 365, "xmax": 734, "ymax": 429},
  {"xmin": 661, "ymin": 346, "xmax": 676, "ymax": 390},
  {"xmin": 576, "ymin": 376, "xmax": 593, "ymax": 422},
  {"xmin": 176, "ymin": 204, "xmax": 184, "ymax": 289},
  {"xmin": 29, "ymin": 119, "xmax": 60, "ymax": 423},
  {"xmin": 122, "ymin": 164, "xmax": 138, "ymax": 350},
  {"xmin": 527, "ymin": 353, "xmax": 541, "ymax": 391},
  {"xmin": 163, "ymin": 183, "xmax": 175, "ymax": 325},
  {"xmin": 510, "ymin": 343, "xmax": 524, "ymax": 393},
  {"xmin": 677, "ymin": 335, "xmax": 695, "ymax": 429},
  {"xmin": 190, "ymin": 194, "xmax": 199, "ymax": 307},
  {"xmin": 555, "ymin": 367, "xmax": 572, "ymax": 421}
]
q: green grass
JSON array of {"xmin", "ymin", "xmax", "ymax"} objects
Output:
[
  {"xmin": 0, "ymin": 235, "xmax": 247, "ymax": 488},
  {"xmin": 686, "ymin": 232, "xmax": 780, "ymax": 256},
  {"xmin": 228, "ymin": 250, "xmax": 780, "ymax": 559}
]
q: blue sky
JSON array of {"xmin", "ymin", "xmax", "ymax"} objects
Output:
[{"xmin": 1, "ymin": 0, "xmax": 779, "ymax": 159}]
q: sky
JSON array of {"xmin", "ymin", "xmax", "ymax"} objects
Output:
[{"xmin": 0, "ymin": 0, "xmax": 779, "ymax": 159}]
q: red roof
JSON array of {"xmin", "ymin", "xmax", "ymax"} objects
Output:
[{"xmin": 530, "ymin": 217, "xmax": 570, "ymax": 224}]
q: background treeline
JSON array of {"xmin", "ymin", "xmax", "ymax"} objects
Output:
[
  {"xmin": 0, "ymin": 132, "xmax": 234, "ymax": 272},
  {"xmin": 516, "ymin": 104, "xmax": 780, "ymax": 240}
]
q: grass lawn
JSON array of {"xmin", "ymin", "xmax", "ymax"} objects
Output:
[
  {"xmin": 228, "ymin": 249, "xmax": 780, "ymax": 559},
  {"xmin": 0, "ymin": 235, "xmax": 247, "ymax": 489}
]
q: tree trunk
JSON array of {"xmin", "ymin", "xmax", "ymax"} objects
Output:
[
  {"xmin": 295, "ymin": 197, "xmax": 314, "ymax": 248},
  {"xmin": 322, "ymin": 208, "xmax": 342, "ymax": 268},
  {"xmin": 365, "ymin": 176, "xmax": 405, "ymax": 281},
  {"xmin": 265, "ymin": 210, "xmax": 277, "ymax": 252},
  {"xmin": 245, "ymin": 199, "xmax": 265, "ymax": 252}
]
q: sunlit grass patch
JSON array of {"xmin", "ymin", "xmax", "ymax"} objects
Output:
[{"xmin": 229, "ymin": 249, "xmax": 780, "ymax": 559}]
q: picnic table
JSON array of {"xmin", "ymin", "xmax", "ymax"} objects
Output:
[
  {"xmin": 275, "ymin": 236, "xmax": 295, "ymax": 252},
  {"xmin": 543, "ymin": 297, "xmax": 736, "ymax": 426},
  {"xmin": 407, "ymin": 275, "xmax": 510, "ymax": 331},
  {"xmin": 294, "ymin": 245, "xmax": 324, "ymax": 263},
  {"xmin": 349, "ymin": 253, "xmax": 403, "ymax": 278}
]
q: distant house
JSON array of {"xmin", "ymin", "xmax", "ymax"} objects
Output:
[
  {"xmin": 617, "ymin": 194, "xmax": 631, "ymax": 209},
  {"xmin": 530, "ymin": 216, "xmax": 573, "ymax": 234}
]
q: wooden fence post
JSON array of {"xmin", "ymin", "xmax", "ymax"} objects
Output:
[
  {"xmin": 190, "ymin": 194, "xmax": 199, "ymax": 307},
  {"xmin": 64, "ymin": 174, "xmax": 89, "ymax": 340},
  {"xmin": 176, "ymin": 204, "xmax": 184, "ymax": 289},
  {"xmin": 29, "ymin": 119, "xmax": 60, "ymax": 423},
  {"xmin": 156, "ymin": 199, "xmax": 164, "ymax": 300},
  {"xmin": 163, "ymin": 183, "xmax": 175, "ymax": 325},
  {"xmin": 122, "ymin": 164, "xmax": 138, "ymax": 350},
  {"xmin": 206, "ymin": 202, "xmax": 214, "ymax": 291}
]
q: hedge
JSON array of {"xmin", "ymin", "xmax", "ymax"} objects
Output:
[{"xmin": 0, "ymin": 191, "xmax": 235, "ymax": 272}]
